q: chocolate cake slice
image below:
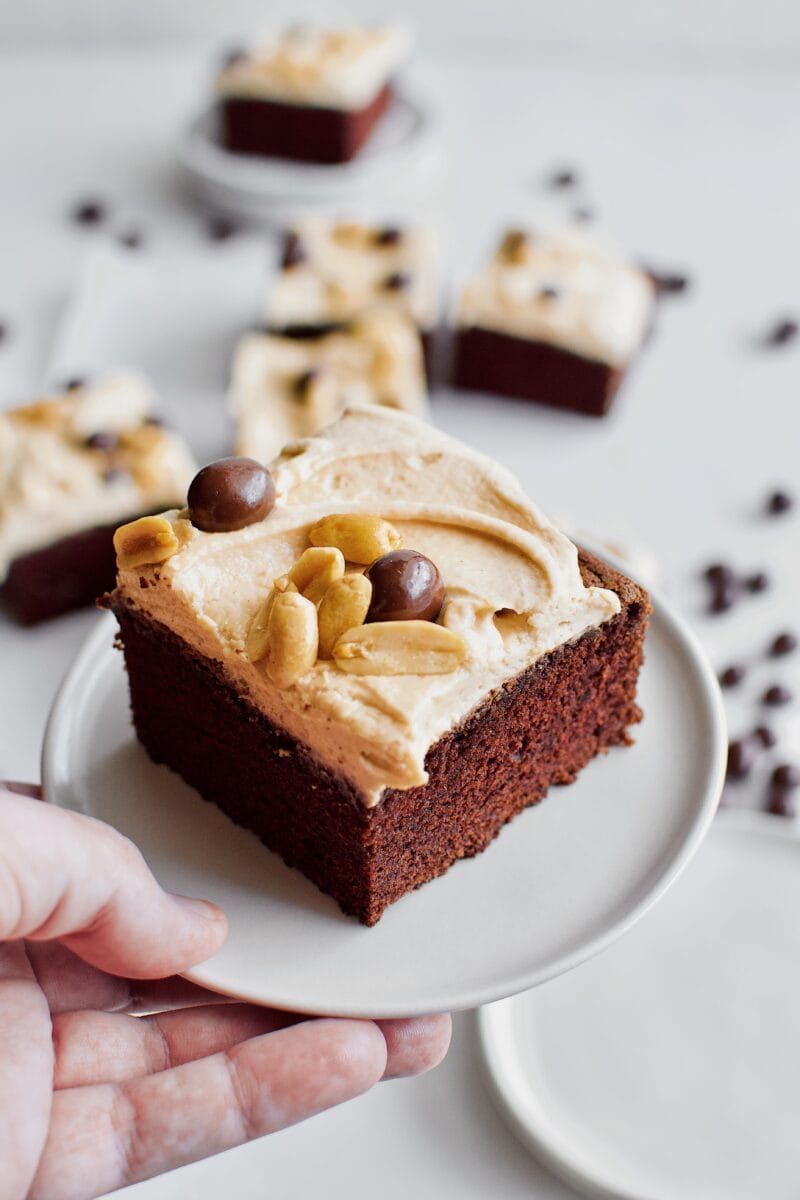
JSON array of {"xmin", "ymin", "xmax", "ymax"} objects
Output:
[
  {"xmin": 106, "ymin": 406, "xmax": 650, "ymax": 924},
  {"xmin": 216, "ymin": 26, "xmax": 410, "ymax": 164},
  {"xmin": 453, "ymin": 226, "xmax": 655, "ymax": 416},
  {"xmin": 0, "ymin": 374, "xmax": 195, "ymax": 624}
]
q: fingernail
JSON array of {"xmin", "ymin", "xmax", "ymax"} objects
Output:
[{"xmin": 171, "ymin": 894, "xmax": 227, "ymax": 926}]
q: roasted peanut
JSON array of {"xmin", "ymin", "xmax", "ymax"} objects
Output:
[
  {"xmin": 245, "ymin": 578, "xmax": 297, "ymax": 663},
  {"xmin": 308, "ymin": 514, "xmax": 402, "ymax": 565},
  {"xmin": 317, "ymin": 573, "xmax": 372, "ymax": 659},
  {"xmin": 333, "ymin": 620, "xmax": 467, "ymax": 676},
  {"xmin": 286, "ymin": 546, "xmax": 345, "ymax": 605},
  {"xmin": 264, "ymin": 591, "xmax": 319, "ymax": 688},
  {"xmin": 113, "ymin": 515, "xmax": 180, "ymax": 569}
]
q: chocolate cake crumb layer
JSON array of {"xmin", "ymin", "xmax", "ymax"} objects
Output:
[
  {"xmin": 108, "ymin": 549, "xmax": 649, "ymax": 925},
  {"xmin": 453, "ymin": 326, "xmax": 625, "ymax": 417},
  {"xmin": 219, "ymin": 84, "xmax": 392, "ymax": 164}
]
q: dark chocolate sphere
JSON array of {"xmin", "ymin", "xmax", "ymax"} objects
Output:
[
  {"xmin": 188, "ymin": 457, "xmax": 275, "ymax": 533},
  {"xmin": 365, "ymin": 550, "xmax": 445, "ymax": 624}
]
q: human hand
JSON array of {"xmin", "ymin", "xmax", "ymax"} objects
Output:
[{"xmin": 0, "ymin": 784, "xmax": 451, "ymax": 1200}]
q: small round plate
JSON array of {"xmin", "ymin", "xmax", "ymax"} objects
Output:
[
  {"xmin": 43, "ymin": 584, "xmax": 724, "ymax": 1019},
  {"xmin": 479, "ymin": 814, "xmax": 800, "ymax": 1200},
  {"xmin": 177, "ymin": 93, "xmax": 444, "ymax": 223}
]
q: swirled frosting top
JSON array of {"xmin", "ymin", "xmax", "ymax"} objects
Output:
[
  {"xmin": 457, "ymin": 225, "xmax": 654, "ymax": 367},
  {"xmin": 216, "ymin": 26, "xmax": 410, "ymax": 111},
  {"xmin": 0, "ymin": 373, "xmax": 195, "ymax": 581},
  {"xmin": 115, "ymin": 406, "xmax": 620, "ymax": 805}
]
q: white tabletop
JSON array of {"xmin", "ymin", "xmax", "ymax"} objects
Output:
[{"xmin": 1, "ymin": 44, "xmax": 798, "ymax": 1200}]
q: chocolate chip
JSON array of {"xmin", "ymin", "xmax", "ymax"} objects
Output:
[
  {"xmin": 539, "ymin": 286, "xmax": 559, "ymax": 301},
  {"xmin": 62, "ymin": 377, "xmax": 86, "ymax": 392},
  {"xmin": 207, "ymin": 216, "xmax": 240, "ymax": 242},
  {"xmin": 187, "ymin": 457, "xmax": 275, "ymax": 533},
  {"xmin": 221, "ymin": 46, "xmax": 248, "ymax": 69},
  {"xmin": 143, "ymin": 415, "xmax": 165, "ymax": 428},
  {"xmin": 754, "ymin": 725, "xmax": 776, "ymax": 748},
  {"xmin": 365, "ymin": 550, "xmax": 445, "ymax": 624},
  {"xmin": 726, "ymin": 738, "xmax": 756, "ymax": 781},
  {"xmin": 384, "ymin": 271, "xmax": 411, "ymax": 291},
  {"xmin": 719, "ymin": 664, "xmax": 746, "ymax": 688},
  {"xmin": 766, "ymin": 489, "xmax": 793, "ymax": 516},
  {"xmin": 86, "ymin": 431, "xmax": 118, "ymax": 451},
  {"xmin": 374, "ymin": 227, "xmax": 403, "ymax": 246},
  {"xmin": 767, "ymin": 789, "xmax": 796, "ymax": 818},
  {"xmin": 772, "ymin": 764, "xmax": 800, "ymax": 790},
  {"xmin": 103, "ymin": 467, "xmax": 130, "ymax": 485},
  {"xmin": 765, "ymin": 318, "xmax": 798, "ymax": 347},
  {"xmin": 71, "ymin": 198, "xmax": 107, "ymax": 226},
  {"xmin": 704, "ymin": 562, "xmax": 735, "ymax": 586},
  {"xmin": 0, "ymin": 321, "xmax": 8, "ymax": 344},
  {"xmin": 745, "ymin": 571, "xmax": 770, "ymax": 593},
  {"xmin": 763, "ymin": 684, "xmax": 793, "ymax": 706},
  {"xmin": 119, "ymin": 228, "xmax": 144, "ymax": 250},
  {"xmin": 293, "ymin": 369, "xmax": 320, "ymax": 399},
  {"xmin": 550, "ymin": 168, "xmax": 577, "ymax": 189},
  {"xmin": 281, "ymin": 232, "xmax": 306, "ymax": 269},
  {"xmin": 643, "ymin": 266, "xmax": 691, "ymax": 296},
  {"xmin": 770, "ymin": 631, "xmax": 797, "ymax": 657},
  {"xmin": 708, "ymin": 579, "xmax": 739, "ymax": 614}
]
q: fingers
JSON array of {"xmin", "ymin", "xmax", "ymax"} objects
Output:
[
  {"xmin": 377, "ymin": 1014, "xmax": 452, "ymax": 1079},
  {"xmin": 53, "ymin": 1005, "xmax": 303, "ymax": 1088},
  {"xmin": 26, "ymin": 941, "xmax": 233, "ymax": 1016},
  {"xmin": 0, "ymin": 944, "xmax": 54, "ymax": 1200},
  {"xmin": 29, "ymin": 1019, "xmax": 387, "ymax": 1200},
  {"xmin": 0, "ymin": 791, "xmax": 226, "ymax": 979}
]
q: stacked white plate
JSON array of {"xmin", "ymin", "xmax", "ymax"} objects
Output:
[{"xmin": 177, "ymin": 93, "xmax": 446, "ymax": 227}]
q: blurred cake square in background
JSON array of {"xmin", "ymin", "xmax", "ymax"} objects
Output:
[
  {"xmin": 216, "ymin": 25, "xmax": 412, "ymax": 164},
  {"xmin": 453, "ymin": 225, "xmax": 655, "ymax": 416},
  {"xmin": 231, "ymin": 313, "xmax": 428, "ymax": 464},
  {"xmin": 0, "ymin": 373, "xmax": 195, "ymax": 624},
  {"xmin": 267, "ymin": 217, "xmax": 440, "ymax": 374}
]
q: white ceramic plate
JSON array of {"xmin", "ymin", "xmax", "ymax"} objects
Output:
[
  {"xmin": 177, "ymin": 93, "xmax": 444, "ymax": 224},
  {"xmin": 43, "ymin": 584, "xmax": 724, "ymax": 1019},
  {"xmin": 478, "ymin": 814, "xmax": 800, "ymax": 1200}
]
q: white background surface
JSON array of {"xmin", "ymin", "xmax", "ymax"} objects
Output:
[{"xmin": 1, "ymin": 29, "xmax": 799, "ymax": 1200}]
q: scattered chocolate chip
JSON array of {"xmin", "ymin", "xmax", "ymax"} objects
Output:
[
  {"xmin": 293, "ymin": 369, "xmax": 320, "ymax": 399},
  {"xmin": 384, "ymin": 271, "xmax": 411, "ymax": 291},
  {"xmin": 539, "ymin": 286, "xmax": 559, "ymax": 301},
  {"xmin": 765, "ymin": 318, "xmax": 798, "ymax": 347},
  {"xmin": 772, "ymin": 764, "xmax": 800, "ymax": 790},
  {"xmin": 754, "ymin": 725, "xmax": 776, "ymax": 748},
  {"xmin": 719, "ymin": 664, "xmax": 746, "ymax": 688},
  {"xmin": 763, "ymin": 684, "xmax": 793, "ymax": 707},
  {"xmin": 187, "ymin": 457, "xmax": 275, "ymax": 533},
  {"xmin": 767, "ymin": 789, "xmax": 796, "ymax": 818},
  {"xmin": 766, "ymin": 489, "xmax": 794, "ymax": 516},
  {"xmin": 103, "ymin": 467, "xmax": 130, "ymax": 485},
  {"xmin": 62, "ymin": 377, "xmax": 86, "ymax": 392},
  {"xmin": 726, "ymin": 738, "xmax": 756, "ymax": 781},
  {"xmin": 745, "ymin": 571, "xmax": 770, "ymax": 593},
  {"xmin": 770, "ymin": 631, "xmax": 797, "ymax": 657},
  {"xmin": 142, "ymin": 415, "xmax": 165, "ymax": 428},
  {"xmin": 708, "ymin": 579, "xmax": 739, "ymax": 613},
  {"xmin": 643, "ymin": 266, "xmax": 691, "ymax": 296},
  {"xmin": 85, "ymin": 431, "xmax": 118, "ymax": 451},
  {"xmin": 374, "ymin": 227, "xmax": 403, "ymax": 246},
  {"xmin": 71, "ymin": 198, "xmax": 107, "ymax": 226},
  {"xmin": 281, "ymin": 232, "xmax": 306, "ymax": 269},
  {"xmin": 704, "ymin": 562, "xmax": 735, "ymax": 586},
  {"xmin": 573, "ymin": 207, "xmax": 594, "ymax": 223},
  {"xmin": 207, "ymin": 216, "xmax": 240, "ymax": 242},
  {"xmin": 365, "ymin": 550, "xmax": 445, "ymax": 624},
  {"xmin": 221, "ymin": 46, "xmax": 248, "ymax": 69},
  {"xmin": 119, "ymin": 228, "xmax": 144, "ymax": 250},
  {"xmin": 0, "ymin": 321, "xmax": 8, "ymax": 344},
  {"xmin": 550, "ymin": 168, "xmax": 577, "ymax": 189}
]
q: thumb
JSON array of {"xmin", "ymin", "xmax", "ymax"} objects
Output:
[{"xmin": 0, "ymin": 790, "xmax": 227, "ymax": 979}]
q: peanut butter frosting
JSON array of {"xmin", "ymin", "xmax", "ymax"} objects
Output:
[
  {"xmin": 115, "ymin": 406, "xmax": 620, "ymax": 806},
  {"xmin": 457, "ymin": 225, "xmax": 654, "ymax": 367},
  {"xmin": 216, "ymin": 26, "xmax": 410, "ymax": 111},
  {"xmin": 231, "ymin": 314, "xmax": 428, "ymax": 464},
  {"xmin": 268, "ymin": 218, "xmax": 440, "ymax": 332},
  {"xmin": 0, "ymin": 373, "xmax": 196, "ymax": 580}
]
